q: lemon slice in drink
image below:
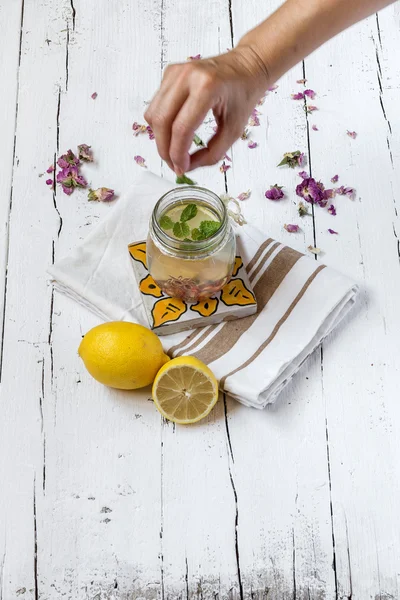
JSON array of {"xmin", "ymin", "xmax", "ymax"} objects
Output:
[{"xmin": 152, "ymin": 356, "xmax": 219, "ymax": 424}]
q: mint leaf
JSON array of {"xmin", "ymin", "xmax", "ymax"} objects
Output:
[
  {"xmin": 191, "ymin": 228, "xmax": 201, "ymax": 241},
  {"xmin": 193, "ymin": 134, "xmax": 204, "ymax": 147},
  {"xmin": 160, "ymin": 215, "xmax": 174, "ymax": 230},
  {"xmin": 173, "ymin": 222, "xmax": 190, "ymax": 238},
  {"xmin": 176, "ymin": 174, "xmax": 196, "ymax": 185},
  {"xmin": 199, "ymin": 220, "xmax": 221, "ymax": 239},
  {"xmin": 180, "ymin": 203, "xmax": 197, "ymax": 222}
]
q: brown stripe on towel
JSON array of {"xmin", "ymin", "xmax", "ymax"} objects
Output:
[
  {"xmin": 192, "ymin": 246, "xmax": 302, "ymax": 365},
  {"xmin": 249, "ymin": 241, "xmax": 281, "ymax": 283},
  {"xmin": 168, "ymin": 326, "xmax": 212, "ymax": 357},
  {"xmin": 245, "ymin": 238, "xmax": 273, "ymax": 274},
  {"xmin": 219, "ymin": 264, "xmax": 326, "ymax": 388}
]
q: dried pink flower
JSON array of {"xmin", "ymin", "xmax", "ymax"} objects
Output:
[
  {"xmin": 132, "ymin": 122, "xmax": 148, "ymax": 136},
  {"xmin": 298, "ymin": 171, "xmax": 309, "ymax": 179},
  {"xmin": 328, "ymin": 228, "xmax": 338, "ymax": 234},
  {"xmin": 284, "ymin": 224, "xmax": 299, "ymax": 233},
  {"xmin": 237, "ymin": 190, "xmax": 251, "ymax": 201},
  {"xmin": 304, "ymin": 89, "xmax": 316, "ymax": 99},
  {"xmin": 291, "ymin": 92, "xmax": 305, "ymax": 100},
  {"xmin": 46, "ymin": 165, "xmax": 54, "ymax": 174},
  {"xmin": 91, "ymin": 92, "xmax": 97, "ymax": 100},
  {"xmin": 336, "ymin": 186, "xmax": 355, "ymax": 198},
  {"xmin": 278, "ymin": 151, "xmax": 305, "ymax": 169},
  {"xmin": 257, "ymin": 96, "xmax": 266, "ymax": 106},
  {"xmin": 224, "ymin": 154, "xmax": 232, "ymax": 162},
  {"xmin": 248, "ymin": 108, "xmax": 260, "ymax": 127},
  {"xmin": 331, "ymin": 174, "xmax": 339, "ymax": 184},
  {"xmin": 248, "ymin": 141, "xmax": 258, "ymax": 149},
  {"xmin": 267, "ymin": 85, "xmax": 278, "ymax": 91},
  {"xmin": 88, "ymin": 187, "xmax": 115, "ymax": 202},
  {"xmin": 328, "ymin": 204, "xmax": 337, "ymax": 216},
  {"xmin": 56, "ymin": 165, "xmax": 87, "ymax": 195},
  {"xmin": 265, "ymin": 184, "xmax": 284, "ymax": 201},
  {"xmin": 187, "ymin": 54, "xmax": 201, "ymax": 60},
  {"xmin": 347, "ymin": 130, "xmax": 357, "ymax": 139},
  {"xmin": 312, "ymin": 124, "xmax": 319, "ymax": 131},
  {"xmin": 147, "ymin": 125, "xmax": 155, "ymax": 140},
  {"xmin": 306, "ymin": 105, "xmax": 318, "ymax": 113},
  {"xmin": 134, "ymin": 155, "xmax": 147, "ymax": 168},
  {"xmin": 46, "ymin": 178, "xmax": 53, "ymax": 186},
  {"xmin": 78, "ymin": 144, "xmax": 93, "ymax": 162},
  {"xmin": 57, "ymin": 149, "xmax": 80, "ymax": 169},
  {"xmin": 296, "ymin": 78, "xmax": 307, "ymax": 85},
  {"xmin": 296, "ymin": 176, "xmax": 330, "ymax": 207},
  {"xmin": 220, "ymin": 161, "xmax": 231, "ymax": 173}
]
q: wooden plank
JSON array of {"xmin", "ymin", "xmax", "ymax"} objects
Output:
[
  {"xmin": 0, "ymin": 0, "xmax": 67, "ymax": 597},
  {"xmin": 305, "ymin": 7, "xmax": 400, "ymax": 598}
]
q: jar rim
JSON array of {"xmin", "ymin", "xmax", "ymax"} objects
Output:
[{"xmin": 151, "ymin": 185, "xmax": 228, "ymax": 255}]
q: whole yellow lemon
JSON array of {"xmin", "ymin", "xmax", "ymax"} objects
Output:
[{"xmin": 78, "ymin": 322, "xmax": 170, "ymax": 390}]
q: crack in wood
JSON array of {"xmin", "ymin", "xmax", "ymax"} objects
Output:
[
  {"xmin": 223, "ymin": 395, "xmax": 234, "ymax": 463},
  {"xmin": 185, "ymin": 556, "xmax": 189, "ymax": 600},
  {"xmin": 0, "ymin": 546, "xmax": 5, "ymax": 600},
  {"xmin": 373, "ymin": 20, "xmax": 393, "ymax": 169},
  {"xmin": 228, "ymin": 461, "xmax": 243, "ymax": 599},
  {"xmin": 65, "ymin": 24, "xmax": 70, "ymax": 91},
  {"xmin": 160, "ymin": 428, "xmax": 165, "ymax": 600},
  {"xmin": 324, "ymin": 393, "xmax": 339, "ymax": 598},
  {"xmin": 301, "ymin": 61, "xmax": 317, "ymax": 256},
  {"xmin": 345, "ymin": 515, "xmax": 353, "ymax": 600},
  {"xmin": 70, "ymin": 0, "xmax": 76, "ymax": 30},
  {"xmin": 33, "ymin": 477, "xmax": 39, "ymax": 600},
  {"xmin": 228, "ymin": 0, "xmax": 234, "ymax": 49},
  {"xmin": 292, "ymin": 528, "xmax": 296, "ymax": 600}
]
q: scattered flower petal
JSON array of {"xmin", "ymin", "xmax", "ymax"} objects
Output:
[
  {"xmin": 187, "ymin": 54, "xmax": 201, "ymax": 60},
  {"xmin": 257, "ymin": 95, "xmax": 266, "ymax": 106},
  {"xmin": 78, "ymin": 144, "xmax": 93, "ymax": 162},
  {"xmin": 241, "ymin": 129, "xmax": 249, "ymax": 140},
  {"xmin": 267, "ymin": 85, "xmax": 278, "ymax": 91},
  {"xmin": 304, "ymin": 89, "xmax": 316, "ymax": 99},
  {"xmin": 134, "ymin": 155, "xmax": 147, "ymax": 168},
  {"xmin": 56, "ymin": 165, "xmax": 87, "ymax": 195},
  {"xmin": 248, "ymin": 141, "xmax": 258, "ymax": 149},
  {"xmin": 328, "ymin": 204, "xmax": 337, "ymax": 216},
  {"xmin": 220, "ymin": 161, "xmax": 231, "ymax": 173},
  {"xmin": 336, "ymin": 185, "xmax": 355, "ymax": 198},
  {"xmin": 57, "ymin": 149, "xmax": 80, "ymax": 169},
  {"xmin": 331, "ymin": 174, "xmax": 339, "ymax": 184},
  {"xmin": 298, "ymin": 170, "xmax": 309, "ymax": 179},
  {"xmin": 296, "ymin": 176, "xmax": 329, "ymax": 207},
  {"xmin": 46, "ymin": 178, "xmax": 53, "ymax": 186},
  {"xmin": 324, "ymin": 188, "xmax": 335, "ymax": 199},
  {"xmin": 132, "ymin": 122, "xmax": 148, "ymax": 136},
  {"xmin": 265, "ymin": 184, "xmax": 284, "ymax": 201},
  {"xmin": 237, "ymin": 190, "xmax": 251, "ymax": 201},
  {"xmin": 278, "ymin": 151, "xmax": 305, "ymax": 169},
  {"xmin": 306, "ymin": 105, "xmax": 318, "ymax": 113},
  {"xmin": 291, "ymin": 92, "xmax": 305, "ymax": 100},
  {"xmin": 308, "ymin": 245, "xmax": 321, "ymax": 255},
  {"xmin": 248, "ymin": 108, "xmax": 260, "ymax": 127},
  {"xmin": 147, "ymin": 125, "xmax": 155, "ymax": 140},
  {"xmin": 88, "ymin": 187, "xmax": 115, "ymax": 202},
  {"xmin": 312, "ymin": 124, "xmax": 319, "ymax": 131},
  {"xmin": 298, "ymin": 201, "xmax": 309, "ymax": 217},
  {"xmin": 284, "ymin": 224, "xmax": 299, "ymax": 233},
  {"xmin": 296, "ymin": 78, "xmax": 307, "ymax": 85},
  {"xmin": 224, "ymin": 154, "xmax": 232, "ymax": 162},
  {"xmin": 46, "ymin": 165, "xmax": 54, "ymax": 174},
  {"xmin": 91, "ymin": 92, "xmax": 97, "ymax": 100},
  {"xmin": 347, "ymin": 130, "xmax": 357, "ymax": 139},
  {"xmin": 328, "ymin": 228, "xmax": 338, "ymax": 234}
]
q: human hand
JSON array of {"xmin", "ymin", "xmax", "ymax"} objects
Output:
[{"xmin": 144, "ymin": 46, "xmax": 269, "ymax": 175}]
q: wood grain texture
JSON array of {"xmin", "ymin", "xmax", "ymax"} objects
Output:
[{"xmin": 0, "ymin": 0, "xmax": 399, "ymax": 598}]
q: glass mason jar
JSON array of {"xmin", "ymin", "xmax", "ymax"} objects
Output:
[{"xmin": 147, "ymin": 186, "xmax": 236, "ymax": 303}]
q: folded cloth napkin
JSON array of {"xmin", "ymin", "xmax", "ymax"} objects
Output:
[{"xmin": 49, "ymin": 171, "xmax": 358, "ymax": 408}]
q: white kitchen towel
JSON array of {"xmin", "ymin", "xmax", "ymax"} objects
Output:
[{"xmin": 49, "ymin": 171, "xmax": 358, "ymax": 408}]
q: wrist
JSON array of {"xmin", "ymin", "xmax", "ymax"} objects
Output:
[{"xmin": 231, "ymin": 44, "xmax": 271, "ymax": 92}]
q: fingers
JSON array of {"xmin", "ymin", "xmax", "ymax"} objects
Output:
[
  {"xmin": 168, "ymin": 92, "xmax": 214, "ymax": 175},
  {"xmin": 189, "ymin": 118, "xmax": 243, "ymax": 171}
]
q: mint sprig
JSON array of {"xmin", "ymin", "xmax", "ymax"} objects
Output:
[
  {"xmin": 173, "ymin": 222, "xmax": 190, "ymax": 238},
  {"xmin": 176, "ymin": 174, "xmax": 196, "ymax": 185}
]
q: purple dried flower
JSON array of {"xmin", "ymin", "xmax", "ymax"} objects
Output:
[
  {"xmin": 224, "ymin": 154, "xmax": 232, "ymax": 162},
  {"xmin": 292, "ymin": 92, "xmax": 305, "ymax": 100},
  {"xmin": 248, "ymin": 108, "xmax": 260, "ymax": 127},
  {"xmin": 328, "ymin": 204, "xmax": 337, "ymax": 216},
  {"xmin": 57, "ymin": 149, "xmax": 80, "ymax": 169},
  {"xmin": 147, "ymin": 125, "xmax": 155, "ymax": 140},
  {"xmin": 337, "ymin": 186, "xmax": 354, "ymax": 198},
  {"xmin": 328, "ymin": 228, "xmax": 338, "ymax": 234},
  {"xmin": 306, "ymin": 105, "xmax": 318, "ymax": 113},
  {"xmin": 284, "ymin": 224, "xmax": 299, "ymax": 233},
  {"xmin": 88, "ymin": 187, "xmax": 115, "ymax": 202},
  {"xmin": 78, "ymin": 144, "xmax": 93, "ymax": 162},
  {"xmin": 298, "ymin": 170, "xmax": 308, "ymax": 179},
  {"xmin": 91, "ymin": 92, "xmax": 97, "ymax": 100},
  {"xmin": 312, "ymin": 124, "xmax": 319, "ymax": 131},
  {"xmin": 134, "ymin": 155, "xmax": 147, "ymax": 168},
  {"xmin": 56, "ymin": 165, "xmax": 87, "ymax": 195},
  {"xmin": 265, "ymin": 184, "xmax": 284, "ymax": 201},
  {"xmin": 220, "ymin": 161, "xmax": 231, "ymax": 173},
  {"xmin": 187, "ymin": 54, "xmax": 201, "ymax": 60},
  {"xmin": 237, "ymin": 190, "xmax": 251, "ymax": 201},
  {"xmin": 46, "ymin": 178, "xmax": 53, "ymax": 186},
  {"xmin": 324, "ymin": 188, "xmax": 335, "ymax": 200},
  {"xmin": 331, "ymin": 174, "xmax": 339, "ymax": 184},
  {"xmin": 132, "ymin": 122, "xmax": 148, "ymax": 136},
  {"xmin": 278, "ymin": 151, "xmax": 305, "ymax": 169},
  {"xmin": 296, "ymin": 176, "xmax": 328, "ymax": 207},
  {"xmin": 267, "ymin": 85, "xmax": 278, "ymax": 91},
  {"xmin": 248, "ymin": 141, "xmax": 258, "ymax": 149},
  {"xmin": 304, "ymin": 89, "xmax": 316, "ymax": 99},
  {"xmin": 347, "ymin": 130, "xmax": 357, "ymax": 139},
  {"xmin": 296, "ymin": 78, "xmax": 307, "ymax": 85},
  {"xmin": 46, "ymin": 165, "xmax": 54, "ymax": 174}
]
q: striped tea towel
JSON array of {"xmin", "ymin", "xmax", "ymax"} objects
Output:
[{"xmin": 49, "ymin": 171, "xmax": 358, "ymax": 408}]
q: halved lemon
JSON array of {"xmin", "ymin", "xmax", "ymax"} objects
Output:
[{"xmin": 152, "ymin": 356, "xmax": 219, "ymax": 424}]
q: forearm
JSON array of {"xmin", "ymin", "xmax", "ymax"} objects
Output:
[{"xmin": 238, "ymin": 0, "xmax": 395, "ymax": 84}]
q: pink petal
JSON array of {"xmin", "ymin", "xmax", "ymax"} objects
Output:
[
  {"xmin": 328, "ymin": 229, "xmax": 338, "ymax": 234},
  {"xmin": 219, "ymin": 162, "xmax": 231, "ymax": 173},
  {"xmin": 284, "ymin": 224, "xmax": 299, "ymax": 233},
  {"xmin": 248, "ymin": 141, "xmax": 258, "ymax": 149},
  {"xmin": 296, "ymin": 78, "xmax": 307, "ymax": 85},
  {"xmin": 46, "ymin": 178, "xmax": 53, "ymax": 186},
  {"xmin": 187, "ymin": 54, "xmax": 201, "ymax": 60},
  {"xmin": 328, "ymin": 204, "xmax": 337, "ymax": 216},
  {"xmin": 46, "ymin": 165, "xmax": 54, "ymax": 174},
  {"xmin": 312, "ymin": 124, "xmax": 319, "ymax": 131},
  {"xmin": 306, "ymin": 105, "xmax": 318, "ymax": 113},
  {"xmin": 224, "ymin": 154, "xmax": 232, "ymax": 162},
  {"xmin": 304, "ymin": 89, "xmax": 316, "ymax": 99},
  {"xmin": 134, "ymin": 155, "xmax": 147, "ymax": 168},
  {"xmin": 267, "ymin": 85, "xmax": 278, "ymax": 92},
  {"xmin": 291, "ymin": 92, "xmax": 305, "ymax": 100},
  {"xmin": 237, "ymin": 190, "xmax": 251, "ymax": 201},
  {"xmin": 347, "ymin": 130, "xmax": 357, "ymax": 139},
  {"xmin": 331, "ymin": 174, "xmax": 339, "ymax": 184},
  {"xmin": 91, "ymin": 92, "xmax": 97, "ymax": 99}
]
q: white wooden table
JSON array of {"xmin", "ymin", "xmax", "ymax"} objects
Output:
[{"xmin": 1, "ymin": 1, "xmax": 400, "ymax": 598}]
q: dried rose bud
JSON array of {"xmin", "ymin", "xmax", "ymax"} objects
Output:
[
  {"xmin": 248, "ymin": 141, "xmax": 258, "ymax": 149},
  {"xmin": 78, "ymin": 144, "xmax": 93, "ymax": 162},
  {"xmin": 134, "ymin": 155, "xmax": 147, "ymax": 168},
  {"xmin": 88, "ymin": 187, "xmax": 115, "ymax": 202},
  {"xmin": 284, "ymin": 224, "xmax": 299, "ymax": 233},
  {"xmin": 91, "ymin": 92, "xmax": 97, "ymax": 99},
  {"xmin": 237, "ymin": 190, "xmax": 251, "ymax": 201},
  {"xmin": 265, "ymin": 185, "xmax": 284, "ymax": 201},
  {"xmin": 291, "ymin": 92, "xmax": 304, "ymax": 100}
]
